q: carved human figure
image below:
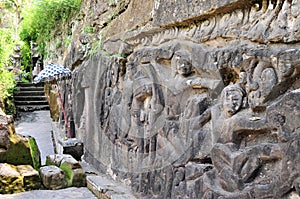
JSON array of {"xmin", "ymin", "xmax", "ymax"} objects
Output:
[
  {"xmin": 277, "ymin": 55, "xmax": 295, "ymax": 79},
  {"xmin": 193, "ymin": 81, "xmax": 282, "ymax": 197},
  {"xmin": 221, "ymin": 84, "xmax": 245, "ymax": 119},
  {"xmin": 11, "ymin": 44, "xmax": 21, "ymax": 70},
  {"xmin": 167, "ymin": 49, "xmax": 217, "ymax": 120},
  {"xmin": 172, "ymin": 167, "xmax": 187, "ymax": 198},
  {"xmin": 248, "ymin": 66, "xmax": 278, "ymax": 111},
  {"xmin": 172, "ymin": 49, "xmax": 193, "ymax": 77},
  {"xmin": 192, "ymin": 82, "xmax": 247, "ymax": 144},
  {"xmin": 291, "ymin": 0, "xmax": 300, "ymax": 40}
]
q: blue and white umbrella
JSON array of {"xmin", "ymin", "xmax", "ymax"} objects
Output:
[
  {"xmin": 33, "ymin": 63, "xmax": 72, "ymax": 84},
  {"xmin": 33, "ymin": 63, "xmax": 73, "ymax": 138}
]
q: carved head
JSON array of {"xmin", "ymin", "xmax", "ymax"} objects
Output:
[
  {"xmin": 275, "ymin": 52, "xmax": 295, "ymax": 78},
  {"xmin": 221, "ymin": 84, "xmax": 246, "ymax": 118},
  {"xmin": 277, "ymin": 60, "xmax": 294, "ymax": 77},
  {"xmin": 172, "ymin": 49, "xmax": 192, "ymax": 76}
]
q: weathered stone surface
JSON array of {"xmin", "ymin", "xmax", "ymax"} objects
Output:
[
  {"xmin": 87, "ymin": 175, "xmax": 137, "ymax": 199},
  {"xmin": 44, "ymin": 83, "xmax": 59, "ymax": 122},
  {"xmin": 0, "ymin": 187, "xmax": 98, "ymax": 199},
  {"xmin": 105, "ymin": 0, "xmax": 153, "ymax": 38},
  {"xmin": 0, "ymin": 163, "xmax": 24, "ymax": 194},
  {"xmin": 61, "ymin": 138, "xmax": 84, "ymax": 161},
  {"xmin": 0, "ymin": 129, "xmax": 10, "ymax": 151},
  {"xmin": 46, "ymin": 154, "xmax": 65, "ymax": 167},
  {"xmin": 17, "ymin": 165, "xmax": 41, "ymax": 190},
  {"xmin": 59, "ymin": 155, "xmax": 86, "ymax": 187},
  {"xmin": 46, "ymin": 154, "xmax": 86, "ymax": 187},
  {"xmin": 45, "ymin": 0, "xmax": 300, "ymax": 198},
  {"xmin": 0, "ymin": 163, "xmax": 41, "ymax": 193},
  {"xmin": 4, "ymin": 135, "xmax": 41, "ymax": 169},
  {"xmin": 60, "ymin": 154, "xmax": 81, "ymax": 170},
  {"xmin": 71, "ymin": 168, "xmax": 87, "ymax": 187},
  {"xmin": 40, "ymin": 165, "xmax": 66, "ymax": 190},
  {"xmin": 153, "ymin": 0, "xmax": 248, "ymax": 27},
  {"xmin": 0, "ymin": 110, "xmax": 41, "ymax": 169}
]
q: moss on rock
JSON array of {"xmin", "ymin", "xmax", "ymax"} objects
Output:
[
  {"xmin": 0, "ymin": 134, "xmax": 41, "ymax": 169},
  {"xmin": 4, "ymin": 135, "xmax": 41, "ymax": 169},
  {"xmin": 0, "ymin": 163, "xmax": 24, "ymax": 194}
]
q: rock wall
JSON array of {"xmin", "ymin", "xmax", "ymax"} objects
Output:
[{"xmin": 51, "ymin": 0, "xmax": 300, "ymax": 198}]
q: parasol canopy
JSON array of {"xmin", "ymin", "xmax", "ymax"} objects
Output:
[
  {"xmin": 33, "ymin": 63, "xmax": 72, "ymax": 84},
  {"xmin": 33, "ymin": 63, "xmax": 73, "ymax": 138}
]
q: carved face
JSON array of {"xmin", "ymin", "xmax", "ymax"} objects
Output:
[
  {"xmin": 175, "ymin": 56, "xmax": 192, "ymax": 76},
  {"xmin": 278, "ymin": 61, "xmax": 294, "ymax": 77},
  {"xmin": 222, "ymin": 88, "xmax": 244, "ymax": 118}
]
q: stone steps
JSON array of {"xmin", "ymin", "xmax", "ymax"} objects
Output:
[
  {"xmin": 86, "ymin": 175, "xmax": 138, "ymax": 199},
  {"xmin": 14, "ymin": 82, "xmax": 49, "ymax": 111}
]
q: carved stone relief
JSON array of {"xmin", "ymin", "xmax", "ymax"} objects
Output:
[{"xmin": 70, "ymin": 0, "xmax": 300, "ymax": 198}]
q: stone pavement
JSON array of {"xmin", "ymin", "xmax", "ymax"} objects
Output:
[
  {"xmin": 15, "ymin": 111, "xmax": 54, "ymax": 165},
  {"xmin": 0, "ymin": 187, "xmax": 97, "ymax": 199}
]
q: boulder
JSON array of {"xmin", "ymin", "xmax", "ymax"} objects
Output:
[
  {"xmin": 46, "ymin": 154, "xmax": 65, "ymax": 167},
  {"xmin": 40, "ymin": 165, "xmax": 66, "ymax": 190},
  {"xmin": 1, "ymin": 135, "xmax": 41, "ymax": 169},
  {"xmin": 0, "ymin": 163, "xmax": 24, "ymax": 194},
  {"xmin": 17, "ymin": 165, "xmax": 41, "ymax": 190},
  {"xmin": 46, "ymin": 154, "xmax": 86, "ymax": 187}
]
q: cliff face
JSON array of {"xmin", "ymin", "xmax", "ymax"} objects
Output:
[{"xmin": 48, "ymin": 0, "xmax": 300, "ymax": 198}]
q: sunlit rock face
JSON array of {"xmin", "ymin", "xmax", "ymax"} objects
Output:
[{"xmin": 51, "ymin": 0, "xmax": 300, "ymax": 198}]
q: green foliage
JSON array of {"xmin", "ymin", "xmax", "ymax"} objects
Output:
[
  {"xmin": 0, "ymin": 28, "xmax": 15, "ymax": 68},
  {"xmin": 55, "ymin": 39, "xmax": 62, "ymax": 48},
  {"xmin": 83, "ymin": 25, "xmax": 94, "ymax": 34},
  {"xmin": 20, "ymin": 42, "xmax": 31, "ymax": 71},
  {"xmin": 0, "ymin": 27, "xmax": 16, "ymax": 103},
  {"xmin": 89, "ymin": 38, "xmax": 102, "ymax": 57},
  {"xmin": 60, "ymin": 163, "xmax": 73, "ymax": 186},
  {"xmin": 20, "ymin": 42, "xmax": 32, "ymax": 82},
  {"xmin": 0, "ymin": 69, "xmax": 15, "ymax": 101},
  {"xmin": 20, "ymin": 0, "xmax": 82, "ymax": 57},
  {"xmin": 29, "ymin": 138, "xmax": 41, "ymax": 170},
  {"xmin": 64, "ymin": 35, "xmax": 72, "ymax": 48},
  {"xmin": 0, "ymin": 8, "xmax": 17, "ymax": 111}
]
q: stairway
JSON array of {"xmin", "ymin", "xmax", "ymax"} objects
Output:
[{"xmin": 14, "ymin": 82, "xmax": 49, "ymax": 111}]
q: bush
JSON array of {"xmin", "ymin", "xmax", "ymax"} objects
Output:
[
  {"xmin": 0, "ymin": 28, "xmax": 16, "ymax": 111},
  {"xmin": 0, "ymin": 29, "xmax": 15, "ymax": 69},
  {"xmin": 0, "ymin": 69, "xmax": 15, "ymax": 109},
  {"xmin": 20, "ymin": 0, "xmax": 82, "ymax": 57}
]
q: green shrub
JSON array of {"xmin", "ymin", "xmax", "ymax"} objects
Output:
[
  {"xmin": 20, "ymin": 0, "xmax": 82, "ymax": 57},
  {"xmin": 0, "ymin": 69, "xmax": 15, "ymax": 100},
  {"xmin": 0, "ymin": 28, "xmax": 16, "ymax": 107},
  {"xmin": 0, "ymin": 29, "xmax": 15, "ymax": 69}
]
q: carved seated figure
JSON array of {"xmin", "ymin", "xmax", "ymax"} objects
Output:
[
  {"xmin": 167, "ymin": 49, "xmax": 221, "ymax": 121},
  {"xmin": 196, "ymin": 82, "xmax": 283, "ymax": 198}
]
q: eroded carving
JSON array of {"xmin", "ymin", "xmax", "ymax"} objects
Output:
[{"xmin": 69, "ymin": 1, "xmax": 300, "ymax": 198}]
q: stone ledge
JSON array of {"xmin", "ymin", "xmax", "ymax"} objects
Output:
[
  {"xmin": 87, "ymin": 175, "xmax": 137, "ymax": 199},
  {"xmin": 51, "ymin": 122, "xmax": 83, "ymax": 161}
]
